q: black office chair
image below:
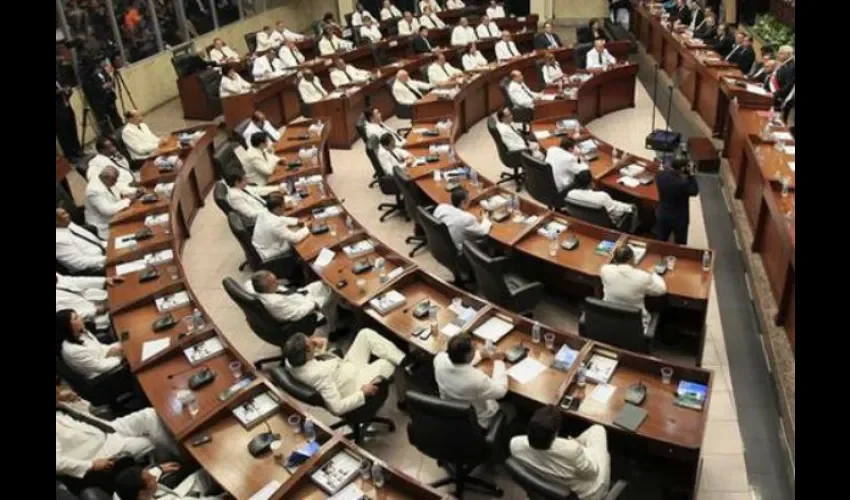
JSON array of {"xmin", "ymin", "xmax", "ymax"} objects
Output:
[
  {"xmin": 579, "ymin": 297, "xmax": 657, "ymax": 353},
  {"xmin": 244, "ymin": 32, "xmax": 258, "ymax": 53},
  {"xmin": 499, "ymin": 77, "xmax": 533, "ymax": 124},
  {"xmin": 462, "ymin": 239, "xmax": 544, "ymax": 316},
  {"xmin": 197, "ymin": 68, "xmax": 223, "ymax": 116},
  {"xmin": 486, "ymin": 115, "xmax": 525, "ymax": 192},
  {"xmin": 393, "ymin": 165, "xmax": 431, "ymax": 256},
  {"xmin": 521, "ymin": 152, "xmax": 570, "ymax": 211},
  {"xmin": 212, "ymin": 141, "xmax": 239, "ymax": 180},
  {"xmin": 222, "ymin": 278, "xmax": 322, "ymax": 369},
  {"xmin": 270, "ymin": 364, "xmax": 396, "ymax": 444},
  {"xmin": 111, "ymin": 129, "xmax": 132, "ymax": 168},
  {"xmin": 55, "ymin": 357, "xmax": 138, "ymax": 415},
  {"xmin": 574, "ymin": 42, "xmax": 594, "ymax": 70},
  {"xmin": 406, "ymin": 391, "xmax": 506, "ymax": 498},
  {"xmin": 576, "ymin": 26, "xmax": 594, "ymax": 45},
  {"xmin": 417, "ymin": 206, "xmax": 469, "ymax": 286},
  {"xmin": 226, "ymin": 211, "xmax": 299, "ymax": 279},
  {"xmin": 234, "ymin": 118, "xmax": 252, "ymax": 140},
  {"xmin": 563, "ymin": 197, "xmax": 615, "ymax": 228},
  {"xmin": 213, "ymin": 181, "xmax": 234, "ymax": 216},
  {"xmin": 505, "ymin": 457, "xmax": 628, "ymax": 500},
  {"xmin": 387, "ymin": 78, "xmax": 413, "ymax": 119},
  {"xmin": 365, "ymin": 137, "xmax": 404, "ymax": 221}
]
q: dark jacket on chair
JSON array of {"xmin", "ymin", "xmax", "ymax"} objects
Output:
[{"xmin": 710, "ymin": 32, "xmax": 734, "ymax": 57}]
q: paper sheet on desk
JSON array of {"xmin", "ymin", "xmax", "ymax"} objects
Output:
[
  {"xmin": 771, "ymin": 131, "xmax": 793, "ymax": 142},
  {"xmin": 329, "ymin": 483, "xmax": 366, "ymax": 500},
  {"xmin": 507, "ymin": 358, "xmax": 547, "ymax": 384},
  {"xmin": 115, "ymin": 259, "xmax": 148, "ymax": 276},
  {"xmin": 782, "ymin": 145, "xmax": 795, "ymax": 155},
  {"xmin": 141, "ymin": 338, "xmax": 171, "ymax": 362},
  {"xmin": 533, "ymin": 130, "xmax": 552, "ymax": 140},
  {"xmin": 744, "ymin": 83, "xmax": 771, "ymax": 96},
  {"xmin": 618, "ymin": 176, "xmax": 641, "ymax": 188},
  {"xmin": 313, "ymin": 248, "xmax": 336, "ymax": 271},
  {"xmin": 114, "ymin": 235, "xmax": 137, "ymax": 250},
  {"xmin": 589, "ymin": 383, "xmax": 616, "ymax": 404},
  {"xmin": 472, "ymin": 316, "xmax": 514, "ymax": 343},
  {"xmin": 411, "ymin": 128, "xmax": 429, "ymax": 134},
  {"xmin": 248, "ymin": 480, "xmax": 282, "ymax": 500}
]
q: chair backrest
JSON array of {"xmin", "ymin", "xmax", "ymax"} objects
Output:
[
  {"xmin": 234, "ymin": 118, "xmax": 252, "ymax": 140},
  {"xmin": 244, "ymin": 32, "xmax": 258, "ymax": 53},
  {"xmin": 372, "ymin": 44, "xmax": 390, "ymax": 66},
  {"xmin": 197, "ymin": 68, "xmax": 222, "ymax": 112},
  {"xmin": 212, "ymin": 141, "xmax": 239, "ymax": 180},
  {"xmin": 504, "ymin": 457, "xmax": 577, "ymax": 500},
  {"xmin": 393, "ymin": 165, "xmax": 429, "ymax": 223},
  {"xmin": 581, "ymin": 297, "xmax": 647, "ymax": 353},
  {"xmin": 574, "ymin": 42, "xmax": 594, "ymax": 70},
  {"xmin": 417, "ymin": 206, "xmax": 462, "ymax": 273},
  {"xmin": 366, "ymin": 137, "xmax": 400, "ymax": 196},
  {"xmin": 269, "ymin": 365, "xmax": 325, "ymax": 406},
  {"xmin": 227, "ymin": 211, "xmax": 262, "ymax": 270},
  {"xmin": 521, "ymin": 152, "xmax": 564, "ymax": 209},
  {"xmin": 576, "ymin": 26, "xmax": 593, "ymax": 45},
  {"xmin": 498, "ymin": 76, "xmax": 511, "ymax": 105},
  {"xmin": 487, "ymin": 115, "xmax": 521, "ymax": 169},
  {"xmin": 462, "ymin": 239, "xmax": 512, "ymax": 306},
  {"xmin": 406, "ymin": 391, "xmax": 492, "ymax": 465},
  {"xmin": 355, "ymin": 115, "xmax": 368, "ymax": 142},
  {"xmin": 563, "ymin": 196, "xmax": 614, "ymax": 228},
  {"xmin": 112, "ymin": 128, "xmax": 131, "ymax": 160},
  {"xmin": 171, "ymin": 53, "xmax": 205, "ymax": 77},
  {"xmin": 213, "ymin": 181, "xmax": 233, "ymax": 215}
]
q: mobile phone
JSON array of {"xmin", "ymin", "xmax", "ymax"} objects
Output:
[
  {"xmin": 419, "ymin": 327, "xmax": 433, "ymax": 341},
  {"xmin": 190, "ymin": 434, "xmax": 212, "ymax": 447},
  {"xmin": 412, "ymin": 325, "xmax": 428, "ymax": 339},
  {"xmin": 560, "ymin": 395, "xmax": 580, "ymax": 411},
  {"xmin": 119, "ymin": 331, "xmax": 130, "ymax": 342}
]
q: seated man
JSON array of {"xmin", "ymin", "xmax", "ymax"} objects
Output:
[
  {"xmin": 251, "ymin": 196, "xmax": 309, "ymax": 260},
  {"xmin": 208, "ymin": 37, "xmax": 239, "ymax": 64},
  {"xmin": 545, "ymin": 137, "xmax": 588, "ymax": 193},
  {"xmin": 451, "ymin": 17, "xmax": 477, "ymax": 47},
  {"xmin": 709, "ymin": 23, "xmax": 734, "ymax": 57},
  {"xmin": 586, "ymin": 38, "xmax": 617, "ymax": 69},
  {"xmin": 462, "ymin": 42, "xmax": 489, "ymax": 70},
  {"xmin": 56, "ymin": 272, "xmax": 117, "ymax": 331},
  {"xmin": 476, "ymin": 15, "xmax": 500, "ymax": 39},
  {"xmin": 88, "ymin": 137, "xmax": 136, "ymax": 186},
  {"xmin": 392, "ymin": 69, "xmax": 433, "ymax": 105},
  {"xmin": 224, "ymin": 172, "xmax": 277, "ymax": 222},
  {"xmin": 251, "ymin": 270, "xmax": 339, "ymax": 332},
  {"xmin": 298, "ymin": 70, "xmax": 329, "ymax": 104},
  {"xmin": 434, "ymin": 332, "xmax": 513, "ymax": 429},
  {"xmin": 121, "ymin": 110, "xmax": 166, "ymax": 162},
  {"xmin": 283, "ymin": 328, "xmax": 411, "ymax": 415},
  {"xmin": 495, "ymin": 107, "xmax": 541, "ymax": 158},
  {"xmin": 486, "ymin": 0, "xmax": 506, "ymax": 19},
  {"xmin": 427, "ymin": 52, "xmax": 463, "ymax": 85},
  {"xmin": 397, "ymin": 11, "xmax": 421, "ymax": 37},
  {"xmin": 599, "ymin": 245, "xmax": 667, "ymax": 329},
  {"xmin": 219, "ymin": 65, "xmax": 253, "ymax": 97},
  {"xmin": 419, "ymin": 5, "xmax": 445, "ymax": 29},
  {"xmin": 567, "ymin": 170, "xmax": 636, "ymax": 229},
  {"xmin": 495, "ymin": 30, "xmax": 522, "ymax": 61},
  {"xmin": 85, "ymin": 166, "xmax": 137, "ymax": 238},
  {"xmin": 255, "ymin": 26, "xmax": 280, "ymax": 52},
  {"xmin": 381, "ymin": 0, "xmax": 403, "ymax": 20},
  {"xmin": 420, "ymin": 0, "xmax": 442, "ymax": 12},
  {"xmin": 768, "ymin": 45, "xmax": 795, "ymax": 107},
  {"xmin": 412, "ymin": 26, "xmax": 435, "ymax": 53},
  {"xmin": 534, "ymin": 21, "xmax": 563, "ymax": 50},
  {"xmin": 330, "ymin": 58, "xmax": 372, "ymax": 88},
  {"xmin": 377, "ymin": 133, "xmax": 414, "ymax": 174},
  {"xmin": 725, "ymin": 32, "xmax": 754, "ymax": 73},
  {"xmin": 252, "ymin": 50, "xmax": 286, "ymax": 81},
  {"xmin": 360, "ymin": 16, "xmax": 383, "ymax": 43},
  {"xmin": 56, "ymin": 384, "xmax": 178, "ymax": 481},
  {"xmin": 276, "ymin": 20, "xmax": 305, "ymax": 42},
  {"xmin": 318, "ymin": 28, "xmax": 354, "ymax": 55},
  {"xmin": 114, "ymin": 464, "xmax": 224, "ymax": 500},
  {"xmin": 693, "ymin": 13, "xmax": 716, "ymax": 43},
  {"xmin": 364, "ymin": 107, "xmax": 405, "ymax": 145},
  {"xmin": 446, "ymin": 0, "xmax": 466, "ymax": 8},
  {"xmin": 56, "ymin": 206, "xmax": 107, "ymax": 274},
  {"xmin": 507, "ymin": 70, "xmax": 542, "ymax": 109},
  {"xmin": 241, "ymin": 132, "xmax": 281, "ymax": 186},
  {"xmin": 242, "ymin": 110, "xmax": 281, "ymax": 144},
  {"xmin": 510, "ymin": 406, "xmax": 611, "ymax": 500},
  {"xmin": 433, "ymin": 187, "xmax": 492, "ymax": 250},
  {"xmin": 351, "ymin": 2, "xmax": 376, "ymax": 26},
  {"xmin": 747, "ymin": 45, "xmax": 774, "ymax": 80},
  {"xmin": 278, "ymin": 40, "xmax": 306, "ymax": 72}
]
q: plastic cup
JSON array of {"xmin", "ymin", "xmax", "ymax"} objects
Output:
[
  {"xmin": 167, "ymin": 265, "xmax": 179, "ymax": 281},
  {"xmin": 229, "ymin": 361, "xmax": 242, "ymax": 379},
  {"xmin": 359, "ymin": 459, "xmax": 373, "ymax": 480},
  {"xmin": 661, "ymin": 366, "xmax": 674, "ymax": 384},
  {"xmin": 328, "ymin": 222, "xmax": 337, "ymax": 237},
  {"xmin": 371, "ymin": 463, "xmax": 386, "ymax": 488},
  {"xmin": 356, "ymin": 279, "xmax": 367, "ymax": 294},
  {"xmin": 665, "ymin": 256, "xmax": 676, "ymax": 271},
  {"xmin": 544, "ymin": 332, "xmax": 556, "ymax": 351},
  {"xmin": 182, "ymin": 316, "xmax": 195, "ymax": 333},
  {"xmin": 549, "ymin": 238, "xmax": 559, "ymax": 257},
  {"xmin": 287, "ymin": 414, "xmax": 302, "ymax": 433}
]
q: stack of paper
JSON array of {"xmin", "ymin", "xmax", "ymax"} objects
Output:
[
  {"xmin": 480, "ymin": 195, "xmax": 508, "ymax": 212},
  {"xmin": 429, "ymin": 144, "xmax": 451, "ymax": 155},
  {"xmin": 145, "ymin": 249, "xmax": 174, "ymax": 265},
  {"xmin": 618, "ymin": 176, "xmax": 641, "ymax": 188},
  {"xmin": 310, "ymin": 450, "xmax": 362, "ymax": 495},
  {"xmin": 585, "ymin": 354, "xmax": 618, "ymax": 384},
  {"xmin": 533, "ymin": 130, "xmax": 552, "ymax": 140},
  {"xmin": 313, "ymin": 249, "xmax": 336, "ymax": 272},
  {"xmin": 232, "ymin": 392, "xmax": 280, "ymax": 429},
  {"xmin": 342, "ymin": 240, "xmax": 375, "ymax": 258},
  {"xmin": 472, "ymin": 316, "xmax": 514, "ymax": 343},
  {"xmin": 620, "ymin": 164, "xmax": 646, "ymax": 177},
  {"xmin": 295, "ymin": 175, "xmax": 323, "ymax": 186},
  {"xmin": 313, "ymin": 205, "xmax": 343, "ymax": 220},
  {"xmin": 553, "ymin": 345, "xmax": 579, "ymax": 371},
  {"xmin": 155, "ymin": 291, "xmax": 191, "ymax": 313},
  {"xmin": 145, "ymin": 214, "xmax": 170, "ymax": 227},
  {"xmin": 537, "ymin": 221, "xmax": 568, "ymax": 239},
  {"xmin": 507, "ymin": 358, "xmax": 547, "ymax": 384},
  {"xmin": 557, "ymin": 119, "xmax": 580, "ymax": 131},
  {"xmin": 115, "ymin": 259, "xmax": 149, "ymax": 276},
  {"xmin": 141, "ymin": 338, "xmax": 171, "ymax": 362},
  {"xmin": 369, "ymin": 290, "xmax": 407, "ymax": 315},
  {"xmin": 184, "ymin": 337, "xmax": 225, "ymax": 365}
]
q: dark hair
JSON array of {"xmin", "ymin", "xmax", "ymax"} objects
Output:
[
  {"xmin": 251, "ymin": 270, "xmax": 274, "ymax": 293},
  {"xmin": 450, "ymin": 187, "xmax": 468, "ymax": 208},
  {"xmin": 250, "ymin": 131, "xmax": 267, "ymax": 148},
  {"xmin": 225, "ymin": 171, "xmax": 244, "ymax": 187},
  {"xmin": 379, "ymin": 132, "xmax": 395, "ymax": 147},
  {"xmin": 262, "ymin": 25, "xmax": 270, "ymax": 31},
  {"xmin": 447, "ymin": 333, "xmax": 474, "ymax": 364},
  {"xmin": 559, "ymin": 137, "xmax": 576, "ymax": 150},
  {"xmin": 671, "ymin": 158, "xmax": 690, "ymax": 172},
  {"xmin": 611, "ymin": 244, "xmax": 634, "ymax": 264},
  {"xmin": 222, "ymin": 63, "xmax": 237, "ymax": 75},
  {"xmin": 573, "ymin": 169, "xmax": 592, "ymax": 189},
  {"xmin": 266, "ymin": 193, "xmax": 284, "ymax": 210},
  {"xmin": 323, "ymin": 12, "xmax": 334, "ymax": 22},
  {"xmin": 251, "ymin": 110, "xmax": 264, "ymax": 122},
  {"xmin": 124, "ymin": 110, "xmax": 134, "ymax": 120},
  {"xmin": 56, "ymin": 309, "xmax": 82, "ymax": 355},
  {"xmin": 498, "ymin": 107, "xmax": 511, "ymax": 121},
  {"xmin": 466, "ymin": 42, "xmax": 476, "ymax": 54},
  {"xmin": 594, "ymin": 37, "xmax": 606, "ymax": 43},
  {"xmin": 114, "ymin": 466, "xmax": 146, "ymax": 500},
  {"xmin": 95, "ymin": 137, "xmax": 111, "ymax": 153},
  {"xmin": 228, "ymin": 129, "xmax": 247, "ymax": 150},
  {"xmin": 761, "ymin": 45, "xmax": 775, "ymax": 57},
  {"xmin": 284, "ymin": 333, "xmax": 309, "ymax": 367},
  {"xmin": 419, "ymin": 26, "xmax": 428, "ymax": 33},
  {"xmin": 527, "ymin": 405, "xmax": 562, "ymax": 450}
]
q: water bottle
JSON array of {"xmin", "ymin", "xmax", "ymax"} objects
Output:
[
  {"xmin": 303, "ymin": 418, "xmax": 316, "ymax": 441},
  {"xmin": 371, "ymin": 462, "xmax": 386, "ymax": 488},
  {"xmin": 470, "ymin": 169, "xmax": 479, "ymax": 188},
  {"xmin": 701, "ymin": 251, "xmax": 711, "ymax": 272},
  {"xmin": 192, "ymin": 308, "xmax": 205, "ymax": 329},
  {"xmin": 345, "ymin": 215, "xmax": 354, "ymax": 230},
  {"xmin": 780, "ymin": 176, "xmax": 790, "ymax": 198},
  {"xmin": 531, "ymin": 323, "xmax": 542, "ymax": 344},
  {"xmin": 318, "ymin": 183, "xmax": 326, "ymax": 197},
  {"xmin": 448, "ymin": 148, "xmax": 457, "ymax": 162},
  {"xmin": 512, "ymin": 193, "xmax": 520, "ymax": 213},
  {"xmin": 576, "ymin": 363, "xmax": 587, "ymax": 387}
]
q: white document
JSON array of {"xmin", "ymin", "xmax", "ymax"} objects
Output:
[
  {"xmin": 313, "ymin": 248, "xmax": 336, "ymax": 271},
  {"xmin": 440, "ymin": 323, "xmax": 463, "ymax": 338},
  {"xmin": 618, "ymin": 176, "xmax": 641, "ymax": 188},
  {"xmin": 472, "ymin": 316, "xmax": 514, "ymax": 343},
  {"xmin": 507, "ymin": 357, "xmax": 547, "ymax": 384},
  {"xmin": 114, "ymin": 235, "xmax": 138, "ymax": 250},
  {"xmin": 141, "ymin": 338, "xmax": 171, "ymax": 362},
  {"xmin": 411, "ymin": 128, "xmax": 429, "ymax": 134},
  {"xmin": 788, "ymin": 162, "xmax": 795, "ymax": 172},
  {"xmin": 782, "ymin": 145, "xmax": 795, "ymax": 156},
  {"xmin": 540, "ymin": 94, "xmax": 557, "ymax": 101},
  {"xmin": 386, "ymin": 266, "xmax": 404, "ymax": 281},
  {"xmin": 248, "ymin": 481, "xmax": 282, "ymax": 500},
  {"xmin": 771, "ymin": 131, "xmax": 793, "ymax": 142},
  {"xmin": 589, "ymin": 383, "xmax": 616, "ymax": 403},
  {"xmin": 115, "ymin": 259, "xmax": 149, "ymax": 276},
  {"xmin": 145, "ymin": 249, "xmax": 174, "ymax": 265},
  {"xmin": 155, "ymin": 291, "xmax": 190, "ymax": 313},
  {"xmin": 744, "ymin": 83, "xmax": 770, "ymax": 96},
  {"xmin": 533, "ymin": 130, "xmax": 552, "ymax": 140}
]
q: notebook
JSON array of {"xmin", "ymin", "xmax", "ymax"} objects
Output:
[{"xmin": 613, "ymin": 404, "xmax": 648, "ymax": 432}]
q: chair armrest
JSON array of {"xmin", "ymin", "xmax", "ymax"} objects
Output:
[
  {"xmin": 80, "ymin": 487, "xmax": 112, "ymax": 500},
  {"xmin": 484, "ymin": 408, "xmax": 507, "ymax": 446},
  {"xmin": 605, "ymin": 480, "xmax": 628, "ymax": 500},
  {"xmin": 510, "ymin": 281, "xmax": 545, "ymax": 301},
  {"xmin": 269, "ymin": 365, "xmax": 325, "ymax": 406},
  {"xmin": 504, "ymin": 457, "xmax": 577, "ymax": 500}
]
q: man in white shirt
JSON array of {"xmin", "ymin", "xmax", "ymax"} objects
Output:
[
  {"xmin": 486, "ymin": 0, "xmax": 507, "ymax": 19},
  {"xmin": 567, "ymin": 170, "xmax": 636, "ymax": 229},
  {"xmin": 318, "ymin": 28, "xmax": 354, "ymax": 55},
  {"xmin": 434, "ymin": 332, "xmax": 513, "ymax": 429},
  {"xmin": 419, "ymin": 6, "xmax": 446, "ymax": 29},
  {"xmin": 242, "ymin": 110, "xmax": 281, "ymax": 144},
  {"xmin": 219, "ymin": 65, "xmax": 253, "ymax": 97},
  {"xmin": 377, "ymin": 133, "xmax": 414, "ymax": 174},
  {"xmin": 462, "ymin": 42, "xmax": 490, "ymax": 70},
  {"xmin": 298, "ymin": 70, "xmax": 329, "ymax": 104},
  {"xmin": 599, "ymin": 245, "xmax": 666, "ymax": 329},
  {"xmin": 224, "ymin": 172, "xmax": 277, "ymax": 222},
  {"xmin": 495, "ymin": 30, "xmax": 522, "ymax": 61},
  {"xmin": 433, "ymin": 187, "xmax": 492, "ymax": 250},
  {"xmin": 241, "ymin": 132, "xmax": 281, "ymax": 185},
  {"xmin": 56, "ymin": 207, "xmax": 107, "ymax": 274},
  {"xmin": 360, "ymin": 16, "xmax": 384, "ymax": 43},
  {"xmin": 276, "ymin": 20, "xmax": 305, "ymax": 42},
  {"xmin": 255, "ymin": 26, "xmax": 280, "ymax": 52},
  {"xmin": 427, "ymin": 52, "xmax": 464, "ymax": 85},
  {"xmin": 330, "ymin": 58, "xmax": 372, "ymax": 88},
  {"xmin": 510, "ymin": 406, "xmax": 611, "ymax": 500},
  {"xmin": 209, "ymin": 37, "xmax": 239, "ymax": 63},
  {"xmin": 476, "ymin": 15, "xmax": 500, "ymax": 39},
  {"xmin": 586, "ymin": 38, "xmax": 617, "ymax": 70},
  {"xmin": 251, "ymin": 269, "xmax": 339, "ymax": 332},
  {"xmin": 397, "ymin": 11, "xmax": 421, "ymax": 36},
  {"xmin": 419, "ymin": 0, "xmax": 442, "ymax": 13},
  {"xmin": 451, "ymin": 17, "xmax": 478, "ymax": 46},
  {"xmin": 495, "ymin": 107, "xmax": 544, "ymax": 158},
  {"xmin": 392, "ymin": 69, "xmax": 433, "ymax": 105},
  {"xmin": 88, "ymin": 137, "xmax": 136, "ymax": 186},
  {"xmin": 278, "ymin": 39, "xmax": 306, "ymax": 71},
  {"xmin": 283, "ymin": 328, "xmax": 410, "ymax": 415},
  {"xmin": 364, "ymin": 107, "xmax": 405, "ymax": 145},
  {"xmin": 351, "ymin": 3, "xmax": 376, "ymax": 26},
  {"xmin": 55, "ymin": 385, "xmax": 178, "ymax": 480},
  {"xmin": 85, "ymin": 166, "xmax": 137, "ymax": 238},
  {"xmin": 446, "ymin": 0, "xmax": 466, "ymax": 9},
  {"xmin": 507, "ymin": 70, "xmax": 542, "ymax": 109},
  {"xmin": 251, "ymin": 197, "xmax": 309, "ymax": 260},
  {"xmin": 114, "ymin": 464, "xmax": 224, "ymax": 500},
  {"xmin": 381, "ymin": 0, "xmax": 403, "ymax": 20},
  {"xmin": 252, "ymin": 50, "xmax": 286, "ymax": 81},
  {"xmin": 56, "ymin": 273, "xmax": 117, "ymax": 331},
  {"xmin": 121, "ymin": 110, "xmax": 165, "ymax": 162},
  {"xmin": 545, "ymin": 137, "xmax": 588, "ymax": 193}
]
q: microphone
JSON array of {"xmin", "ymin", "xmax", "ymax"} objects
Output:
[
  {"xmin": 246, "ymin": 402, "xmax": 280, "ymax": 457},
  {"xmin": 167, "ymin": 364, "xmax": 207, "ymax": 380}
]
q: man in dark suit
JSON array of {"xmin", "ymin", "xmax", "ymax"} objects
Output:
[
  {"xmin": 769, "ymin": 45, "xmax": 795, "ymax": 109},
  {"xmin": 694, "ymin": 13, "xmax": 716, "ymax": 42},
  {"xmin": 672, "ymin": 0, "xmax": 692, "ymax": 26},
  {"xmin": 726, "ymin": 33, "xmax": 755, "ymax": 74},
  {"xmin": 747, "ymin": 46, "xmax": 774, "ymax": 81},
  {"xmin": 710, "ymin": 23, "xmax": 734, "ymax": 57},
  {"xmin": 412, "ymin": 26, "xmax": 435, "ymax": 54},
  {"xmin": 56, "ymin": 78, "xmax": 83, "ymax": 162},
  {"xmin": 83, "ymin": 59, "xmax": 123, "ymax": 136},
  {"xmin": 534, "ymin": 21, "xmax": 563, "ymax": 50},
  {"xmin": 655, "ymin": 158, "xmax": 699, "ymax": 245},
  {"xmin": 685, "ymin": 0, "xmax": 703, "ymax": 31}
]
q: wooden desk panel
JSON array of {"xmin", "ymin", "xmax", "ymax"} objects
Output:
[
  {"xmin": 106, "ymin": 263, "xmax": 184, "ymax": 314},
  {"xmin": 107, "ymin": 220, "xmax": 173, "ymax": 265}
]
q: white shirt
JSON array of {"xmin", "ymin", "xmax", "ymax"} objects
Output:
[
  {"xmin": 279, "ymin": 27, "xmax": 305, "ymax": 42},
  {"xmin": 392, "ymin": 78, "xmax": 432, "ymax": 105},
  {"xmin": 330, "ymin": 64, "xmax": 371, "ymax": 87},
  {"xmin": 428, "ymin": 61, "xmax": 462, "ymax": 84},
  {"xmin": 209, "ymin": 45, "xmax": 239, "ymax": 63},
  {"xmin": 87, "ymin": 153, "xmax": 136, "ymax": 186},
  {"xmin": 255, "ymin": 31, "xmax": 279, "ymax": 52},
  {"xmin": 446, "ymin": 0, "xmax": 466, "ymax": 8},
  {"xmin": 487, "ymin": 5, "xmax": 507, "ymax": 19},
  {"xmin": 381, "ymin": 5, "xmax": 403, "ymax": 20},
  {"xmin": 241, "ymin": 146, "xmax": 280, "ymax": 185},
  {"xmin": 219, "ymin": 72, "xmax": 253, "ymax": 97},
  {"xmin": 476, "ymin": 22, "xmax": 500, "ymax": 39},
  {"xmin": 433, "ymin": 203, "xmax": 492, "ymax": 249},
  {"xmin": 298, "ymin": 78, "xmax": 329, "ymax": 104},
  {"xmin": 56, "ymin": 223, "xmax": 107, "ymax": 272},
  {"xmin": 545, "ymin": 147, "xmax": 587, "ymax": 192},
  {"xmin": 226, "ymin": 184, "xmax": 276, "ymax": 221},
  {"xmin": 507, "ymin": 80, "xmax": 540, "ymax": 108},
  {"xmin": 542, "ymin": 63, "xmax": 564, "ymax": 84},
  {"xmin": 599, "ymin": 263, "xmax": 667, "ymax": 316},
  {"xmin": 121, "ymin": 123, "xmax": 160, "ymax": 160},
  {"xmin": 495, "ymin": 40, "xmax": 521, "ymax": 60},
  {"xmin": 586, "ymin": 48, "xmax": 616, "ymax": 69},
  {"xmin": 278, "ymin": 45, "xmax": 305, "ymax": 69},
  {"xmin": 397, "ymin": 17, "xmax": 421, "ymax": 36},
  {"xmin": 377, "ymin": 146, "xmax": 413, "ymax": 174},
  {"xmin": 351, "ymin": 10, "xmax": 376, "ymax": 27},
  {"xmin": 56, "ymin": 273, "xmax": 106, "ymax": 321},
  {"xmin": 84, "ymin": 177, "xmax": 132, "ymax": 238},
  {"xmin": 567, "ymin": 188, "xmax": 632, "ymax": 223},
  {"xmin": 451, "ymin": 25, "xmax": 478, "ymax": 46},
  {"xmin": 318, "ymin": 35, "xmax": 353, "ymax": 55},
  {"xmin": 462, "ymin": 51, "xmax": 489, "ymax": 70},
  {"xmin": 496, "ymin": 121, "xmax": 528, "ymax": 151},
  {"xmin": 420, "ymin": 0, "xmax": 442, "ymax": 13},
  {"xmin": 360, "ymin": 24, "xmax": 383, "ymax": 43},
  {"xmin": 61, "ymin": 331, "xmax": 121, "ymax": 379},
  {"xmin": 252, "ymin": 56, "xmax": 286, "ymax": 81},
  {"xmin": 243, "ymin": 119, "xmax": 281, "ymax": 144},
  {"xmin": 434, "ymin": 351, "xmax": 507, "ymax": 428},
  {"xmin": 419, "ymin": 14, "xmax": 445, "ymax": 29},
  {"xmin": 365, "ymin": 122, "xmax": 405, "ymax": 145},
  {"xmin": 251, "ymin": 211, "xmax": 309, "ymax": 260}
]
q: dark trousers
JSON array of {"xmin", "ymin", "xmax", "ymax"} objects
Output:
[
  {"xmin": 90, "ymin": 95, "xmax": 123, "ymax": 136},
  {"xmin": 656, "ymin": 215, "xmax": 689, "ymax": 245},
  {"xmin": 57, "ymin": 108, "xmax": 83, "ymax": 160}
]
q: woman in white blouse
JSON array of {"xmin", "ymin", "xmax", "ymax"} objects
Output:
[
  {"xmin": 57, "ymin": 309, "xmax": 123, "ymax": 379},
  {"xmin": 541, "ymin": 51, "xmax": 565, "ymax": 85},
  {"xmin": 219, "ymin": 65, "xmax": 253, "ymax": 97},
  {"xmin": 462, "ymin": 42, "xmax": 489, "ymax": 70}
]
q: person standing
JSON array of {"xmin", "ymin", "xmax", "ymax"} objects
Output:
[
  {"xmin": 56, "ymin": 79, "xmax": 83, "ymax": 162},
  {"xmin": 655, "ymin": 158, "xmax": 699, "ymax": 244}
]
